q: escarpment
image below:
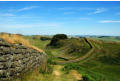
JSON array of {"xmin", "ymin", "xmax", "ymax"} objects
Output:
[{"xmin": 0, "ymin": 38, "xmax": 46, "ymax": 81}]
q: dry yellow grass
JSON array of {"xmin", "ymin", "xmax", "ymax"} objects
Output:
[
  {"xmin": 0, "ymin": 33, "xmax": 30, "ymax": 46},
  {"xmin": 0, "ymin": 33, "xmax": 44, "ymax": 53}
]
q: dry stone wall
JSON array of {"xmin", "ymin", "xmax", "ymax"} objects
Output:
[{"xmin": 0, "ymin": 38, "xmax": 46, "ymax": 81}]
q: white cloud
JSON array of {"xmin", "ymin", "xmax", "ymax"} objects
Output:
[
  {"xmin": 99, "ymin": 20, "xmax": 120, "ymax": 23},
  {"xmin": 0, "ymin": 13, "xmax": 15, "ymax": 17},
  {"xmin": 89, "ymin": 8, "xmax": 107, "ymax": 15},
  {"xmin": 17, "ymin": 6, "xmax": 39, "ymax": 12}
]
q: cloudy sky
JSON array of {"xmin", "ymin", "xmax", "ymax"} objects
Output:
[{"xmin": 0, "ymin": 1, "xmax": 120, "ymax": 35}]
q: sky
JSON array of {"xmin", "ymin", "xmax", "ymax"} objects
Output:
[{"xmin": 0, "ymin": 1, "xmax": 120, "ymax": 36}]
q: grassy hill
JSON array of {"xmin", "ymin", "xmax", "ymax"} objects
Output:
[
  {"xmin": 63, "ymin": 38, "xmax": 120, "ymax": 81},
  {"xmin": 46, "ymin": 35, "xmax": 120, "ymax": 81},
  {"xmin": 47, "ymin": 38, "xmax": 91, "ymax": 61},
  {"xmin": 12, "ymin": 34, "xmax": 120, "ymax": 81}
]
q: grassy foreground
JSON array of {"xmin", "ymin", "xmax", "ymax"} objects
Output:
[
  {"xmin": 13, "ymin": 35, "xmax": 120, "ymax": 81},
  {"xmin": 13, "ymin": 36, "xmax": 82, "ymax": 81}
]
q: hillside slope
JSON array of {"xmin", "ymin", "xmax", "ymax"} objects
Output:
[
  {"xmin": 47, "ymin": 36, "xmax": 120, "ymax": 81},
  {"xmin": 15, "ymin": 35, "xmax": 120, "ymax": 81},
  {"xmin": 63, "ymin": 38, "xmax": 120, "ymax": 81}
]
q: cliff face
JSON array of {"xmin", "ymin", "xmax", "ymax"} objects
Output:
[{"xmin": 0, "ymin": 38, "xmax": 46, "ymax": 81}]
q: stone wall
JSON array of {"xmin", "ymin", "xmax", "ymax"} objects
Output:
[{"xmin": 0, "ymin": 38, "xmax": 46, "ymax": 81}]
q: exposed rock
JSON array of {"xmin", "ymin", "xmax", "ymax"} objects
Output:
[{"xmin": 0, "ymin": 38, "xmax": 46, "ymax": 81}]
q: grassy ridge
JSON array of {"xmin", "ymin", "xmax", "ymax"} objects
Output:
[
  {"xmin": 47, "ymin": 38, "xmax": 91, "ymax": 61},
  {"xmin": 23, "ymin": 35, "xmax": 120, "ymax": 81},
  {"xmin": 49, "ymin": 37, "xmax": 120, "ymax": 81}
]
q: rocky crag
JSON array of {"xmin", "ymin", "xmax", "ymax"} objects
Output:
[{"xmin": 0, "ymin": 38, "xmax": 46, "ymax": 81}]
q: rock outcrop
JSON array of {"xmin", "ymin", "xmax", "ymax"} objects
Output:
[{"xmin": 0, "ymin": 38, "xmax": 46, "ymax": 81}]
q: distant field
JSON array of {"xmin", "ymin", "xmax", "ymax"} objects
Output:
[{"xmin": 90, "ymin": 36, "xmax": 120, "ymax": 42}]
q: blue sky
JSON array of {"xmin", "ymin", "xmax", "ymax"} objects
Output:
[{"xmin": 0, "ymin": 1, "xmax": 120, "ymax": 36}]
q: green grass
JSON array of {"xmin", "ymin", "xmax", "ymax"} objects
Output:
[
  {"xmin": 59, "ymin": 38, "xmax": 120, "ymax": 81},
  {"xmin": 13, "ymin": 66, "xmax": 58, "ymax": 81},
  {"xmin": 21, "ymin": 36, "xmax": 120, "ymax": 81},
  {"xmin": 47, "ymin": 38, "xmax": 91, "ymax": 61},
  {"xmin": 78, "ymin": 39, "xmax": 120, "ymax": 81},
  {"xmin": 24, "ymin": 36, "xmax": 50, "ymax": 50},
  {"xmin": 63, "ymin": 63, "xmax": 119, "ymax": 81}
]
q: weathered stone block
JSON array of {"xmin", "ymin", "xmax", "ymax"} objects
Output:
[
  {"xmin": 11, "ymin": 61, "xmax": 21, "ymax": 68},
  {"xmin": 13, "ymin": 54, "xmax": 19, "ymax": 61},
  {"xmin": 0, "ymin": 70, "xmax": 7, "ymax": 78},
  {"xmin": 0, "ymin": 56, "xmax": 7, "ymax": 62},
  {"xmin": 0, "ymin": 62, "xmax": 10, "ymax": 70},
  {"xmin": 8, "ymin": 69, "xmax": 16, "ymax": 76},
  {"xmin": 0, "ymin": 42, "xmax": 11, "ymax": 47}
]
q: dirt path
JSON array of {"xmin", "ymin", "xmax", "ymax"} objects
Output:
[
  {"xmin": 69, "ymin": 70, "xmax": 82, "ymax": 81},
  {"xmin": 57, "ymin": 38, "xmax": 95, "ymax": 64},
  {"xmin": 52, "ymin": 65, "xmax": 63, "ymax": 81},
  {"xmin": 52, "ymin": 65, "xmax": 82, "ymax": 81},
  {"xmin": 53, "ymin": 65, "xmax": 62, "ymax": 76},
  {"xmin": 50, "ymin": 38, "xmax": 95, "ymax": 80}
]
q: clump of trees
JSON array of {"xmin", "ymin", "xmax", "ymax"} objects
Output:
[{"xmin": 49, "ymin": 34, "xmax": 68, "ymax": 47}]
